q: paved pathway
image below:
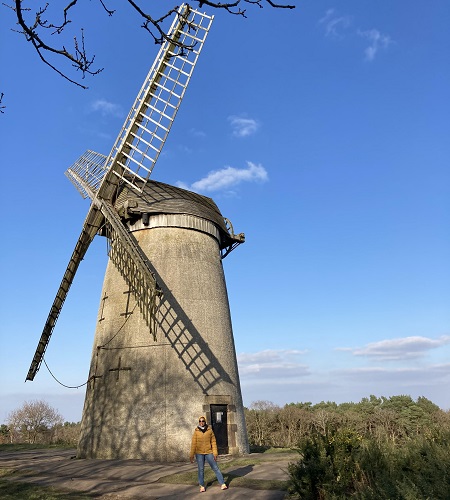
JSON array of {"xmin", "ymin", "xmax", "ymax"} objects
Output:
[{"xmin": 0, "ymin": 448, "xmax": 297, "ymax": 499}]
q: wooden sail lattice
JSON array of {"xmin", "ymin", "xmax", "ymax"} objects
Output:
[
  {"xmin": 105, "ymin": 5, "xmax": 213, "ymax": 195},
  {"xmin": 26, "ymin": 4, "xmax": 213, "ymax": 381},
  {"xmin": 65, "ymin": 150, "xmax": 107, "ymax": 200},
  {"xmin": 101, "ymin": 201, "xmax": 161, "ymax": 341},
  {"xmin": 65, "ymin": 5, "xmax": 213, "ymax": 203}
]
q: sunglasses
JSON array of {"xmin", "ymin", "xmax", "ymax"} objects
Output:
[{"xmin": 199, "ymin": 420, "xmax": 206, "ymax": 423}]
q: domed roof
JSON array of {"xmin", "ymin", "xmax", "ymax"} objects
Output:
[{"xmin": 115, "ymin": 179, "xmax": 243, "ymax": 252}]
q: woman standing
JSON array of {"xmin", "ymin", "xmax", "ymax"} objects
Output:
[{"xmin": 190, "ymin": 416, "xmax": 228, "ymax": 492}]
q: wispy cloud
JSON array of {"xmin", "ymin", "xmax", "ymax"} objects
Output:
[
  {"xmin": 176, "ymin": 161, "xmax": 268, "ymax": 193},
  {"xmin": 90, "ymin": 99, "xmax": 123, "ymax": 117},
  {"xmin": 239, "ymin": 352, "xmax": 450, "ymax": 409},
  {"xmin": 238, "ymin": 349, "xmax": 309, "ymax": 378},
  {"xmin": 228, "ymin": 115, "xmax": 260, "ymax": 138},
  {"xmin": 189, "ymin": 127, "xmax": 207, "ymax": 138},
  {"xmin": 336, "ymin": 363, "xmax": 450, "ymax": 385},
  {"xmin": 358, "ymin": 29, "xmax": 393, "ymax": 61},
  {"xmin": 318, "ymin": 8, "xmax": 352, "ymax": 38},
  {"xmin": 338, "ymin": 336, "xmax": 450, "ymax": 361},
  {"xmin": 319, "ymin": 9, "xmax": 392, "ymax": 61},
  {"xmin": 239, "ymin": 349, "xmax": 308, "ymax": 364}
]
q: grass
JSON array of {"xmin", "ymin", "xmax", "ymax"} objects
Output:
[
  {"xmin": 0, "ymin": 470, "xmax": 92, "ymax": 500},
  {"xmin": 0, "ymin": 443, "xmax": 74, "ymax": 452},
  {"xmin": 157, "ymin": 456, "xmax": 289, "ymax": 491},
  {"xmin": 158, "ymin": 469, "xmax": 288, "ymax": 491},
  {"xmin": 262, "ymin": 447, "xmax": 297, "ymax": 454},
  {"xmin": 250, "ymin": 445, "xmax": 296, "ymax": 454}
]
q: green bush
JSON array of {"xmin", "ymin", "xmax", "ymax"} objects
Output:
[
  {"xmin": 288, "ymin": 427, "xmax": 365, "ymax": 499},
  {"xmin": 288, "ymin": 428, "xmax": 450, "ymax": 499}
]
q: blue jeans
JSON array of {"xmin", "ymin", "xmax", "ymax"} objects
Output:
[{"xmin": 195, "ymin": 453, "xmax": 225, "ymax": 487}]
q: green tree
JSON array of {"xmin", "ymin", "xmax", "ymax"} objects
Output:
[{"xmin": 0, "ymin": 424, "xmax": 10, "ymax": 444}]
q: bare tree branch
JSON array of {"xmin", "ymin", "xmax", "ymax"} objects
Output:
[
  {"xmin": 9, "ymin": 0, "xmax": 103, "ymax": 88},
  {"xmin": 3, "ymin": 0, "xmax": 296, "ymax": 94}
]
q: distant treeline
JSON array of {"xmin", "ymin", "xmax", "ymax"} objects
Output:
[
  {"xmin": 245, "ymin": 395, "xmax": 449, "ymax": 449},
  {"xmin": 3, "ymin": 395, "xmax": 450, "ymax": 497},
  {"xmin": 245, "ymin": 395, "xmax": 450, "ymax": 499},
  {"xmin": 1, "ymin": 400, "xmax": 80, "ymax": 446}
]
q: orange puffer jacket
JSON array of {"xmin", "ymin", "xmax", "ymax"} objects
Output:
[{"xmin": 190, "ymin": 426, "xmax": 218, "ymax": 459}]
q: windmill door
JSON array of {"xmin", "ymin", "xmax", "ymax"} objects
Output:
[{"xmin": 210, "ymin": 405, "xmax": 228, "ymax": 454}]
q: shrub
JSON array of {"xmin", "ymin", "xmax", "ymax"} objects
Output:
[{"xmin": 288, "ymin": 429, "xmax": 450, "ymax": 499}]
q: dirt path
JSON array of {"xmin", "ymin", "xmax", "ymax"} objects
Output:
[{"xmin": 0, "ymin": 448, "xmax": 296, "ymax": 499}]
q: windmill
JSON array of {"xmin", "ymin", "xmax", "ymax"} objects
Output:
[{"xmin": 26, "ymin": 4, "xmax": 249, "ymax": 461}]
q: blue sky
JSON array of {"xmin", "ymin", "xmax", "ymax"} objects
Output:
[{"xmin": 1, "ymin": 1, "xmax": 449, "ymax": 423}]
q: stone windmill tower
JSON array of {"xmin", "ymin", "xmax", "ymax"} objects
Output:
[{"xmin": 26, "ymin": 4, "xmax": 249, "ymax": 461}]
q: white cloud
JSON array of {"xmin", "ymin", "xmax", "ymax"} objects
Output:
[
  {"xmin": 339, "ymin": 336, "xmax": 450, "ymax": 361},
  {"xmin": 319, "ymin": 10, "xmax": 392, "ymax": 61},
  {"xmin": 90, "ymin": 99, "xmax": 123, "ymax": 117},
  {"xmin": 318, "ymin": 9, "xmax": 352, "ymax": 37},
  {"xmin": 238, "ymin": 349, "xmax": 306, "ymax": 364},
  {"xmin": 336, "ymin": 364, "xmax": 450, "ymax": 385},
  {"xmin": 238, "ymin": 349, "xmax": 309, "ymax": 379},
  {"xmin": 237, "ymin": 347, "xmax": 450, "ymax": 409},
  {"xmin": 358, "ymin": 29, "xmax": 392, "ymax": 61},
  {"xmin": 176, "ymin": 161, "xmax": 268, "ymax": 193},
  {"xmin": 189, "ymin": 128, "xmax": 206, "ymax": 138},
  {"xmin": 228, "ymin": 115, "xmax": 260, "ymax": 138}
]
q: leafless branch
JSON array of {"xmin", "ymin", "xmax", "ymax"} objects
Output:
[
  {"xmin": 3, "ymin": 0, "xmax": 296, "ymax": 94},
  {"xmin": 9, "ymin": 0, "xmax": 103, "ymax": 88}
]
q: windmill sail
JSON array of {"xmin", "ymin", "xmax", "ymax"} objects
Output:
[
  {"xmin": 26, "ymin": 4, "xmax": 213, "ymax": 381},
  {"xmin": 65, "ymin": 150, "xmax": 107, "ymax": 199},
  {"xmin": 25, "ymin": 208, "xmax": 103, "ymax": 381},
  {"xmin": 67, "ymin": 5, "xmax": 213, "ymax": 202}
]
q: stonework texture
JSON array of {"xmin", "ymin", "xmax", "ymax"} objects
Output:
[{"xmin": 78, "ymin": 220, "xmax": 249, "ymax": 461}]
